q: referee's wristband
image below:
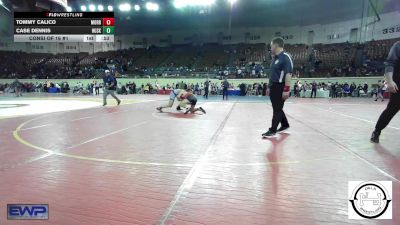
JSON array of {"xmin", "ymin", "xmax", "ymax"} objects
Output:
[{"xmin": 283, "ymin": 86, "xmax": 290, "ymax": 92}]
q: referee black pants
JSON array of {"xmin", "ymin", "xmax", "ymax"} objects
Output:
[
  {"xmin": 223, "ymin": 88, "xmax": 228, "ymax": 100},
  {"xmin": 204, "ymin": 88, "xmax": 209, "ymax": 99},
  {"xmin": 375, "ymin": 92, "xmax": 400, "ymax": 132},
  {"xmin": 269, "ymin": 83, "xmax": 289, "ymax": 132},
  {"xmin": 311, "ymin": 89, "xmax": 317, "ymax": 98}
]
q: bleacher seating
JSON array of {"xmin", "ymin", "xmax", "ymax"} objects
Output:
[
  {"xmin": 133, "ymin": 47, "xmax": 172, "ymax": 69},
  {"xmin": 234, "ymin": 43, "xmax": 267, "ymax": 66},
  {"xmin": 196, "ymin": 44, "xmax": 230, "ymax": 69},
  {"xmin": 364, "ymin": 38, "xmax": 400, "ymax": 61},
  {"xmin": 0, "ymin": 37, "xmax": 399, "ymax": 79},
  {"xmin": 161, "ymin": 45, "xmax": 198, "ymax": 68}
]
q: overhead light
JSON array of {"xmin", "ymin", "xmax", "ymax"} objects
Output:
[
  {"xmin": 119, "ymin": 3, "xmax": 131, "ymax": 11},
  {"xmin": 134, "ymin": 4, "xmax": 141, "ymax": 11},
  {"xmin": 228, "ymin": 0, "xmax": 237, "ymax": 5},
  {"xmin": 98, "ymin": 5, "xmax": 104, "ymax": 11},
  {"xmin": 145, "ymin": 2, "xmax": 151, "ymax": 10},
  {"xmin": 107, "ymin": 5, "xmax": 113, "ymax": 11},
  {"xmin": 66, "ymin": 6, "xmax": 72, "ymax": 12},
  {"xmin": 173, "ymin": 1, "xmax": 184, "ymax": 9},
  {"xmin": 80, "ymin": 5, "xmax": 87, "ymax": 11},
  {"xmin": 173, "ymin": 0, "xmax": 215, "ymax": 8},
  {"xmin": 89, "ymin": 4, "xmax": 96, "ymax": 11},
  {"xmin": 0, "ymin": 0, "xmax": 10, "ymax": 11},
  {"xmin": 146, "ymin": 2, "xmax": 159, "ymax": 11}
]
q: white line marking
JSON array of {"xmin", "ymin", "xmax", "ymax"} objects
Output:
[
  {"xmin": 158, "ymin": 102, "xmax": 236, "ymax": 225},
  {"xmin": 290, "ymin": 106, "xmax": 400, "ymax": 183},
  {"xmin": 4, "ymin": 103, "xmax": 145, "ymax": 134},
  {"xmin": 297, "ymin": 102, "xmax": 379, "ymax": 106},
  {"xmin": 0, "ymin": 153, "xmax": 53, "ymax": 171},
  {"xmin": 14, "ymin": 117, "xmax": 192, "ymax": 167},
  {"xmin": 65, "ymin": 121, "xmax": 147, "ymax": 150},
  {"xmin": 70, "ymin": 116, "xmax": 93, "ymax": 121},
  {"xmin": 311, "ymin": 105, "xmax": 400, "ymax": 130},
  {"xmin": 20, "ymin": 123, "xmax": 52, "ymax": 131}
]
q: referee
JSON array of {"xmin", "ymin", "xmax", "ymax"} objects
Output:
[
  {"xmin": 103, "ymin": 70, "xmax": 121, "ymax": 106},
  {"xmin": 262, "ymin": 37, "xmax": 293, "ymax": 137},
  {"xmin": 371, "ymin": 41, "xmax": 400, "ymax": 143}
]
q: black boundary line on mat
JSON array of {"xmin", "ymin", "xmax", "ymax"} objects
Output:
[
  {"xmin": 158, "ymin": 102, "xmax": 237, "ymax": 225},
  {"xmin": 286, "ymin": 111, "xmax": 400, "ymax": 183},
  {"xmin": 0, "ymin": 104, "xmax": 29, "ymax": 109}
]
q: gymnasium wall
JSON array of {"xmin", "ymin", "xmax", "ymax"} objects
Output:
[
  {"xmin": 118, "ymin": 11, "xmax": 400, "ymax": 48},
  {"xmin": 1, "ymin": 11, "xmax": 400, "ymax": 53}
]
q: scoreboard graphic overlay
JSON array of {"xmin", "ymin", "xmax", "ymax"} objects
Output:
[{"xmin": 14, "ymin": 12, "xmax": 114, "ymax": 43}]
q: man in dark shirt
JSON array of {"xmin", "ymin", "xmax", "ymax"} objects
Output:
[
  {"xmin": 371, "ymin": 41, "xmax": 400, "ymax": 143},
  {"xmin": 350, "ymin": 82, "xmax": 356, "ymax": 96},
  {"xmin": 222, "ymin": 78, "xmax": 229, "ymax": 100},
  {"xmin": 103, "ymin": 70, "xmax": 121, "ymax": 106},
  {"xmin": 12, "ymin": 78, "xmax": 23, "ymax": 97},
  {"xmin": 204, "ymin": 79, "xmax": 210, "ymax": 99},
  {"xmin": 331, "ymin": 82, "xmax": 337, "ymax": 98},
  {"xmin": 363, "ymin": 83, "xmax": 369, "ymax": 94},
  {"xmin": 262, "ymin": 37, "xmax": 293, "ymax": 137},
  {"xmin": 311, "ymin": 81, "xmax": 317, "ymax": 98}
]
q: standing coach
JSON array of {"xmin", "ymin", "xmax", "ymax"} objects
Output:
[
  {"xmin": 222, "ymin": 78, "xmax": 229, "ymax": 100},
  {"xmin": 262, "ymin": 37, "xmax": 293, "ymax": 137},
  {"xmin": 204, "ymin": 78, "xmax": 210, "ymax": 99},
  {"xmin": 371, "ymin": 41, "xmax": 400, "ymax": 143},
  {"xmin": 103, "ymin": 70, "xmax": 121, "ymax": 106}
]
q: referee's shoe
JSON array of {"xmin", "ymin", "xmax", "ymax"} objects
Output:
[
  {"xmin": 262, "ymin": 126, "xmax": 289, "ymax": 137},
  {"xmin": 262, "ymin": 130, "xmax": 276, "ymax": 137},
  {"xmin": 277, "ymin": 125, "xmax": 290, "ymax": 132}
]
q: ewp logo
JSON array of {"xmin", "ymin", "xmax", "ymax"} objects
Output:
[{"xmin": 7, "ymin": 204, "xmax": 49, "ymax": 220}]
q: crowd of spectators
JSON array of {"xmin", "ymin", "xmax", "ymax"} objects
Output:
[
  {"xmin": 292, "ymin": 80, "xmax": 387, "ymax": 98},
  {"xmin": 1, "ymin": 38, "xmax": 399, "ymax": 80},
  {"xmin": 0, "ymin": 78, "xmax": 388, "ymax": 100},
  {"xmin": 0, "ymin": 80, "xmax": 73, "ymax": 94}
]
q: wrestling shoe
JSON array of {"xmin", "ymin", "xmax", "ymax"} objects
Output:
[
  {"xmin": 262, "ymin": 130, "xmax": 276, "ymax": 137},
  {"xmin": 176, "ymin": 106, "xmax": 182, "ymax": 111},
  {"xmin": 199, "ymin": 107, "xmax": 206, "ymax": 114},
  {"xmin": 370, "ymin": 130, "xmax": 380, "ymax": 143},
  {"xmin": 277, "ymin": 126, "xmax": 290, "ymax": 133},
  {"xmin": 117, "ymin": 100, "xmax": 121, "ymax": 105},
  {"xmin": 156, "ymin": 107, "xmax": 163, "ymax": 112}
]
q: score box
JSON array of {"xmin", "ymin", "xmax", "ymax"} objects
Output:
[
  {"xmin": 96, "ymin": 35, "xmax": 114, "ymax": 42},
  {"xmin": 102, "ymin": 18, "xmax": 114, "ymax": 26},
  {"xmin": 103, "ymin": 26, "xmax": 114, "ymax": 34}
]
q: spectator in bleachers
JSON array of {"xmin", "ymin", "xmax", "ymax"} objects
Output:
[{"xmin": 363, "ymin": 83, "xmax": 369, "ymax": 94}]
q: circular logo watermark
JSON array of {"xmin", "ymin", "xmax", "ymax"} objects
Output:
[{"xmin": 349, "ymin": 181, "xmax": 391, "ymax": 219}]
